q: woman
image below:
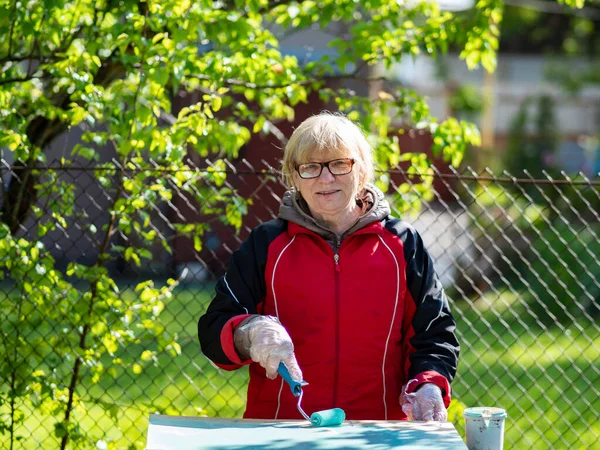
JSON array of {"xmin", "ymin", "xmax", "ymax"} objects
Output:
[{"xmin": 198, "ymin": 112, "xmax": 459, "ymax": 421}]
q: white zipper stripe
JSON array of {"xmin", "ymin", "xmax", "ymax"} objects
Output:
[
  {"xmin": 377, "ymin": 235, "xmax": 400, "ymax": 421},
  {"xmin": 223, "ymin": 275, "xmax": 248, "ymax": 314},
  {"xmin": 271, "ymin": 236, "xmax": 296, "ymax": 419},
  {"xmin": 424, "ymin": 296, "xmax": 444, "ymax": 332},
  {"xmin": 274, "ymin": 380, "xmax": 285, "ymax": 420}
]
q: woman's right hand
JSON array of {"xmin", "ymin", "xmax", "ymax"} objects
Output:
[{"xmin": 234, "ymin": 315, "xmax": 303, "ymax": 381}]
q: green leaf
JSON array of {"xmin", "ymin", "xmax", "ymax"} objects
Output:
[
  {"xmin": 253, "ymin": 116, "xmax": 265, "ymax": 133},
  {"xmin": 193, "ymin": 235, "xmax": 202, "ymax": 252},
  {"xmin": 139, "ymin": 248, "xmax": 153, "ymax": 260},
  {"xmin": 212, "ymin": 96, "xmax": 222, "ymax": 112},
  {"xmin": 140, "ymin": 288, "xmax": 160, "ymax": 303},
  {"xmin": 168, "ymin": 342, "xmax": 182, "ymax": 356},
  {"xmin": 102, "ymin": 335, "xmax": 118, "ymax": 354},
  {"xmin": 558, "ymin": 0, "xmax": 584, "ymax": 7},
  {"xmin": 54, "ymin": 422, "xmax": 68, "ymax": 438},
  {"xmin": 124, "ymin": 247, "xmax": 141, "ymax": 267},
  {"xmin": 107, "ymin": 404, "xmax": 119, "ymax": 420},
  {"xmin": 73, "ymin": 145, "xmax": 98, "ymax": 161}
]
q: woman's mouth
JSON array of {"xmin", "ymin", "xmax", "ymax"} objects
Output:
[{"xmin": 317, "ymin": 190, "xmax": 340, "ymax": 197}]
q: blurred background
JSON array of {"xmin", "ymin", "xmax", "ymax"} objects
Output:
[{"xmin": 1, "ymin": 0, "xmax": 599, "ymax": 449}]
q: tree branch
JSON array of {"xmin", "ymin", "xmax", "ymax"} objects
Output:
[
  {"xmin": 220, "ymin": 0, "xmax": 296, "ymax": 16},
  {"xmin": 264, "ymin": 119, "xmax": 288, "ymax": 145},
  {"xmin": 59, "ymin": 168, "xmax": 125, "ymax": 450},
  {"xmin": 0, "ymin": 54, "xmax": 51, "ymax": 66},
  {"xmin": 0, "ymin": 75, "xmax": 46, "ymax": 86},
  {"xmin": 5, "ymin": 0, "xmax": 18, "ymax": 61},
  {"xmin": 187, "ymin": 70, "xmax": 387, "ymax": 91},
  {"xmin": 505, "ymin": 0, "xmax": 600, "ymax": 19}
]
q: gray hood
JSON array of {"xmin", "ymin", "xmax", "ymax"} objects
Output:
[{"xmin": 278, "ymin": 183, "xmax": 391, "ymax": 243}]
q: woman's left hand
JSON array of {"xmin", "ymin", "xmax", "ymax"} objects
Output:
[{"xmin": 400, "ymin": 383, "xmax": 447, "ymax": 421}]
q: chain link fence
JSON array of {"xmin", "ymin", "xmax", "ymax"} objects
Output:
[{"xmin": 1, "ymin": 159, "xmax": 599, "ymax": 449}]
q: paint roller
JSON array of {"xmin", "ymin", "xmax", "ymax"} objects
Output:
[{"xmin": 277, "ymin": 362, "xmax": 346, "ymax": 427}]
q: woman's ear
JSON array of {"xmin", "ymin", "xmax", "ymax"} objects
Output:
[
  {"xmin": 358, "ymin": 167, "xmax": 367, "ymax": 191},
  {"xmin": 292, "ymin": 172, "xmax": 300, "ymax": 192}
]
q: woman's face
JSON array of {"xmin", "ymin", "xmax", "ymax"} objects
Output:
[{"xmin": 293, "ymin": 149, "xmax": 361, "ymax": 221}]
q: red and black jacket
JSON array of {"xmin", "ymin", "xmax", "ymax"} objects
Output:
[{"xmin": 198, "ymin": 214, "xmax": 459, "ymax": 420}]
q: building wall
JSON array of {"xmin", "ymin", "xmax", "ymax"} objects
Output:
[{"xmin": 390, "ymin": 54, "xmax": 599, "ymax": 134}]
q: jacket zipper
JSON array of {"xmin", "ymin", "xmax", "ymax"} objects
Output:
[{"xmin": 333, "ymin": 239, "xmax": 340, "ymax": 407}]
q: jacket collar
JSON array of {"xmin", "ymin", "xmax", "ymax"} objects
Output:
[{"xmin": 278, "ymin": 183, "xmax": 391, "ymax": 241}]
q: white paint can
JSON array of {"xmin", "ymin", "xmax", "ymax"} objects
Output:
[{"xmin": 463, "ymin": 407, "xmax": 507, "ymax": 450}]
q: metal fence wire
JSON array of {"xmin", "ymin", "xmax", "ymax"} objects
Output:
[{"xmin": 1, "ymin": 159, "xmax": 599, "ymax": 449}]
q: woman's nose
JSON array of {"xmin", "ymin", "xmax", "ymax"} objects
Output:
[{"xmin": 318, "ymin": 166, "xmax": 336, "ymax": 181}]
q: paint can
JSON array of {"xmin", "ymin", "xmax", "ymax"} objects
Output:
[{"xmin": 463, "ymin": 407, "xmax": 507, "ymax": 450}]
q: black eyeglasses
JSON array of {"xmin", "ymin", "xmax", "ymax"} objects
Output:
[{"xmin": 295, "ymin": 158, "xmax": 355, "ymax": 179}]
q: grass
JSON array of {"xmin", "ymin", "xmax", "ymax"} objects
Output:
[
  {"xmin": 1, "ymin": 282, "xmax": 247, "ymax": 449},
  {"xmin": 449, "ymin": 296, "xmax": 600, "ymax": 450},
  {"xmin": 2, "ymin": 282, "xmax": 599, "ymax": 449}
]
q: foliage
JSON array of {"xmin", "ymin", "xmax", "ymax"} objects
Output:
[
  {"xmin": 546, "ymin": 61, "xmax": 600, "ymax": 94},
  {"xmin": 0, "ymin": 0, "xmax": 588, "ymax": 448},
  {"xmin": 458, "ymin": 0, "xmax": 503, "ymax": 72},
  {"xmin": 454, "ymin": 180, "xmax": 600, "ymax": 325},
  {"xmin": 503, "ymin": 94, "xmax": 559, "ymax": 181},
  {"xmin": 466, "ymin": 181, "xmax": 600, "ymax": 324},
  {"xmin": 501, "ymin": 0, "xmax": 597, "ymax": 55},
  {"xmin": 448, "ymin": 83, "xmax": 484, "ymax": 119},
  {"xmin": 522, "ymin": 220, "xmax": 600, "ymax": 323},
  {"xmin": 559, "ymin": 0, "xmax": 584, "ymax": 7}
]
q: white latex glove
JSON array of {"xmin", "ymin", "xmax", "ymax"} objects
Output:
[
  {"xmin": 233, "ymin": 315, "xmax": 303, "ymax": 382},
  {"xmin": 400, "ymin": 383, "xmax": 447, "ymax": 421}
]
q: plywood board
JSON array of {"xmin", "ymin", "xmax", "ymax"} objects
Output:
[{"xmin": 146, "ymin": 415, "xmax": 468, "ymax": 449}]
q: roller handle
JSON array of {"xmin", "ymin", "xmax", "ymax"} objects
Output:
[{"xmin": 277, "ymin": 362, "xmax": 308, "ymax": 397}]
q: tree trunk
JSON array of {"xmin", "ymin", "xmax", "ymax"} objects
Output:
[{"xmin": 0, "ymin": 61, "xmax": 125, "ymax": 233}]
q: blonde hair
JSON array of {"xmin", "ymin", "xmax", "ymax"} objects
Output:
[{"xmin": 281, "ymin": 112, "xmax": 374, "ymax": 189}]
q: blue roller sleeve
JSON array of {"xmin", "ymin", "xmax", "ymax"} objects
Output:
[
  {"xmin": 310, "ymin": 408, "xmax": 346, "ymax": 427},
  {"xmin": 277, "ymin": 362, "xmax": 308, "ymax": 397}
]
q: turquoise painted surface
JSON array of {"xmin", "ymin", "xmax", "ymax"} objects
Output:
[{"xmin": 146, "ymin": 416, "xmax": 468, "ymax": 450}]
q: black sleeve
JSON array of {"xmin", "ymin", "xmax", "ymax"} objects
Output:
[
  {"xmin": 385, "ymin": 218, "xmax": 460, "ymax": 383},
  {"xmin": 197, "ymin": 219, "xmax": 287, "ymax": 366}
]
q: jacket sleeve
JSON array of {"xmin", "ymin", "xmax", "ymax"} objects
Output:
[
  {"xmin": 391, "ymin": 221, "xmax": 460, "ymax": 407},
  {"xmin": 197, "ymin": 220, "xmax": 285, "ymax": 370}
]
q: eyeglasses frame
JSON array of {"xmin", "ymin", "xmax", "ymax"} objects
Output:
[{"xmin": 294, "ymin": 158, "xmax": 355, "ymax": 179}]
